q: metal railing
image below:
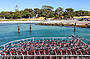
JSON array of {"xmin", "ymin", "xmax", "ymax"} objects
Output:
[
  {"xmin": 1, "ymin": 37, "xmax": 72, "ymax": 50},
  {"xmin": 0, "ymin": 37, "xmax": 90, "ymax": 59},
  {"xmin": 0, "ymin": 55, "xmax": 90, "ymax": 59}
]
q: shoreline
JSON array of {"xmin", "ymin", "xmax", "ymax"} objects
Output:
[
  {"xmin": 38, "ymin": 20, "xmax": 90, "ymax": 28},
  {"xmin": 0, "ymin": 20, "xmax": 90, "ymax": 28},
  {"xmin": 0, "ymin": 21, "xmax": 42, "ymax": 24}
]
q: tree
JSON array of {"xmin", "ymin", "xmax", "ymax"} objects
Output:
[
  {"xmin": 40, "ymin": 9, "xmax": 54, "ymax": 18},
  {"xmin": 42, "ymin": 5, "xmax": 54, "ymax": 10},
  {"xmin": 22, "ymin": 8, "xmax": 34, "ymax": 18},
  {"xmin": 1, "ymin": 5, "xmax": 90, "ymax": 19},
  {"xmin": 6, "ymin": 12, "xmax": 14, "ymax": 19},
  {"xmin": 55, "ymin": 7, "xmax": 63, "ymax": 18},
  {"xmin": 34, "ymin": 8, "xmax": 40, "ymax": 17},
  {"xmin": 64, "ymin": 8, "xmax": 75, "ymax": 19},
  {"xmin": 13, "ymin": 11, "xmax": 22, "ymax": 19},
  {"xmin": 88, "ymin": 11, "xmax": 90, "ymax": 16},
  {"xmin": 41, "ymin": 5, "xmax": 55, "ymax": 18},
  {"xmin": 0, "ymin": 11, "xmax": 9, "ymax": 19},
  {"xmin": 75, "ymin": 10, "xmax": 90, "ymax": 16}
]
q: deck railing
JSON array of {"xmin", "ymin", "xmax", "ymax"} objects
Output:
[
  {"xmin": 0, "ymin": 37, "xmax": 90, "ymax": 59},
  {"xmin": 1, "ymin": 37, "xmax": 72, "ymax": 50},
  {"xmin": 0, "ymin": 55, "xmax": 90, "ymax": 59}
]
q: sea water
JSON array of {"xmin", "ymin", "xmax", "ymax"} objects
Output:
[{"xmin": 0, "ymin": 23, "xmax": 90, "ymax": 45}]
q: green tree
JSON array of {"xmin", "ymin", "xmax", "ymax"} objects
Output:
[
  {"xmin": 14, "ymin": 11, "xmax": 22, "ymax": 19},
  {"xmin": 40, "ymin": 9, "xmax": 54, "ymax": 18},
  {"xmin": 0, "ymin": 11, "xmax": 9, "ymax": 19},
  {"xmin": 6, "ymin": 12, "xmax": 14, "ymax": 19},
  {"xmin": 41, "ymin": 5, "xmax": 54, "ymax": 18},
  {"xmin": 88, "ymin": 11, "xmax": 90, "ymax": 16},
  {"xmin": 55, "ymin": 7, "xmax": 63, "ymax": 18},
  {"xmin": 22, "ymin": 8, "xmax": 34, "ymax": 18},
  {"xmin": 34, "ymin": 8, "xmax": 40, "ymax": 17},
  {"xmin": 64, "ymin": 8, "xmax": 75, "ymax": 19},
  {"xmin": 75, "ymin": 10, "xmax": 90, "ymax": 16},
  {"xmin": 42, "ymin": 5, "xmax": 54, "ymax": 10}
]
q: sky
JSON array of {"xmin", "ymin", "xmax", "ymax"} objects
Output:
[{"xmin": 0, "ymin": 0, "xmax": 90, "ymax": 12}]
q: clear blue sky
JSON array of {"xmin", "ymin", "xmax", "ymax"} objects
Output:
[{"xmin": 0, "ymin": 0, "xmax": 90, "ymax": 12}]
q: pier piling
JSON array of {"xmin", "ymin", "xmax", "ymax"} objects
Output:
[
  {"xmin": 30, "ymin": 24, "xmax": 31, "ymax": 32},
  {"xmin": 74, "ymin": 22, "xmax": 76, "ymax": 32},
  {"xmin": 18, "ymin": 24, "xmax": 20, "ymax": 33}
]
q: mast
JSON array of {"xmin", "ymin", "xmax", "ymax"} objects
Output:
[{"xmin": 15, "ymin": 5, "xmax": 19, "ymax": 11}]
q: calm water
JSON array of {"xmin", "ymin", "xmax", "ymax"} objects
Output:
[{"xmin": 0, "ymin": 23, "xmax": 90, "ymax": 45}]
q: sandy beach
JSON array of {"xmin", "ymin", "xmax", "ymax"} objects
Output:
[
  {"xmin": 0, "ymin": 21, "xmax": 42, "ymax": 23},
  {"xmin": 0, "ymin": 20, "xmax": 90, "ymax": 28},
  {"xmin": 0, "ymin": 20, "xmax": 90, "ymax": 24}
]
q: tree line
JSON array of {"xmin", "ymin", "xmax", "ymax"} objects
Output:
[{"xmin": 0, "ymin": 5, "xmax": 90, "ymax": 19}]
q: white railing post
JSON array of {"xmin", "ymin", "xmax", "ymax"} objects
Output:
[
  {"xmin": 10, "ymin": 56, "xmax": 12, "ymax": 59},
  {"xmin": 53, "ymin": 37, "xmax": 54, "ymax": 40},
  {"xmin": 50, "ymin": 55, "xmax": 51, "ymax": 59},
  {"xmin": 0, "ymin": 55, "xmax": 90, "ymax": 59},
  {"xmin": 34, "ymin": 55, "xmax": 35, "ymax": 59},
  {"xmin": 33, "ymin": 37, "xmax": 34, "ymax": 41},
  {"xmin": 4, "ymin": 44, "xmax": 5, "ymax": 50},
  {"xmin": 7, "ymin": 56, "xmax": 8, "ymax": 59},
  {"xmin": 23, "ymin": 55, "xmax": 24, "ymax": 59},
  {"xmin": 77, "ymin": 56, "xmax": 79, "ymax": 59},
  {"xmin": 1, "ymin": 56, "xmax": 3, "ymax": 59}
]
